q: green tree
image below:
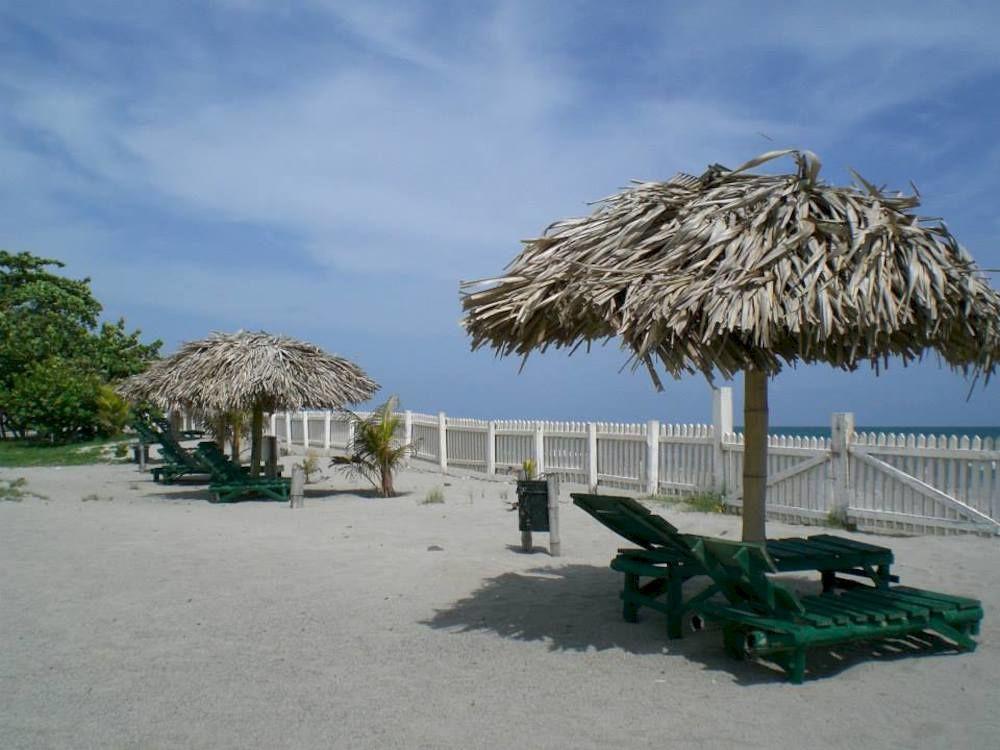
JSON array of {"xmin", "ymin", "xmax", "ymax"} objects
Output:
[{"xmin": 0, "ymin": 250, "xmax": 161, "ymax": 439}]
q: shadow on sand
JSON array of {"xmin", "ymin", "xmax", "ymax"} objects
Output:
[
  {"xmin": 422, "ymin": 564, "xmax": 964, "ymax": 685},
  {"xmin": 147, "ymin": 484, "xmax": 412, "ymax": 504}
]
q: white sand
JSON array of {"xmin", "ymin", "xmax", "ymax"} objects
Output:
[{"xmin": 1, "ymin": 457, "xmax": 998, "ymax": 749}]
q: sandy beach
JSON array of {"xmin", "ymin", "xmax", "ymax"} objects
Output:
[{"xmin": 1, "ymin": 456, "xmax": 997, "ymax": 750}]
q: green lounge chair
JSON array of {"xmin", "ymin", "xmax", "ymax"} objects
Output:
[
  {"xmin": 131, "ymin": 416, "xmax": 213, "ymax": 484},
  {"xmin": 571, "ymin": 493, "xmax": 895, "ymax": 638},
  {"xmin": 194, "ymin": 443, "xmax": 290, "ymax": 503},
  {"xmin": 151, "ymin": 415, "xmax": 206, "ymax": 441},
  {"xmin": 687, "ymin": 536, "xmax": 982, "ymax": 683}
]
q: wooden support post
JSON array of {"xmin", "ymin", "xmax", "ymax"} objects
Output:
[
  {"xmin": 587, "ymin": 422, "xmax": 598, "ymax": 491},
  {"xmin": 534, "ymin": 422, "xmax": 545, "ymax": 476},
  {"xmin": 830, "ymin": 412, "xmax": 855, "ymax": 520},
  {"xmin": 301, "ymin": 410, "xmax": 309, "ymax": 449},
  {"xmin": 289, "ymin": 464, "xmax": 305, "ymax": 509},
  {"xmin": 519, "ymin": 468, "xmax": 532, "ymax": 553},
  {"xmin": 323, "ymin": 410, "xmax": 331, "ymax": 452},
  {"xmin": 438, "ymin": 411, "xmax": 448, "ymax": 473},
  {"xmin": 269, "ymin": 413, "xmax": 277, "ymax": 437},
  {"xmin": 645, "ymin": 420, "xmax": 660, "ymax": 496},
  {"xmin": 742, "ymin": 369, "xmax": 768, "ymax": 543},
  {"xmin": 284, "ymin": 412, "xmax": 292, "ymax": 453},
  {"xmin": 250, "ymin": 407, "xmax": 264, "ymax": 477},
  {"xmin": 138, "ymin": 439, "xmax": 147, "ymax": 471},
  {"xmin": 263, "ymin": 435, "xmax": 278, "ymax": 479},
  {"xmin": 486, "ymin": 420, "xmax": 497, "ymax": 475},
  {"xmin": 712, "ymin": 386, "xmax": 733, "ymax": 493},
  {"xmin": 547, "ymin": 474, "xmax": 561, "ymax": 557}
]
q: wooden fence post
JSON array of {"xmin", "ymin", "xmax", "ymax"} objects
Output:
[
  {"xmin": 404, "ymin": 410, "xmax": 413, "ymax": 456},
  {"xmin": 534, "ymin": 422, "xmax": 545, "ymax": 476},
  {"xmin": 323, "ymin": 410, "xmax": 331, "ymax": 452},
  {"xmin": 587, "ymin": 422, "xmax": 598, "ymax": 491},
  {"xmin": 486, "ymin": 420, "xmax": 497, "ymax": 475},
  {"xmin": 646, "ymin": 420, "xmax": 660, "ymax": 495},
  {"xmin": 712, "ymin": 386, "xmax": 733, "ymax": 493},
  {"xmin": 438, "ymin": 411, "xmax": 448, "ymax": 473},
  {"xmin": 830, "ymin": 412, "xmax": 855, "ymax": 519}
]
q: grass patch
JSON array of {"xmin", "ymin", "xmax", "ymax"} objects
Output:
[
  {"xmin": 0, "ymin": 434, "xmax": 129, "ymax": 467},
  {"xmin": 824, "ymin": 508, "xmax": 854, "ymax": 530},
  {"xmin": 647, "ymin": 491, "xmax": 726, "ymax": 514},
  {"xmin": 421, "ymin": 487, "xmax": 445, "ymax": 505},
  {"xmin": 1, "ymin": 477, "xmax": 47, "ymax": 502}
]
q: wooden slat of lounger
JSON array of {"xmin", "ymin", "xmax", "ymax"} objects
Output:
[
  {"xmin": 876, "ymin": 588, "xmax": 976, "ymax": 617},
  {"xmin": 766, "ymin": 538, "xmax": 816, "ymax": 558},
  {"xmin": 891, "ymin": 586, "xmax": 981, "ymax": 611},
  {"xmin": 800, "ymin": 597, "xmax": 854, "ymax": 625},
  {"xmin": 808, "ymin": 534, "xmax": 893, "ymax": 556},
  {"xmin": 805, "ymin": 596, "xmax": 880, "ymax": 624},
  {"xmin": 844, "ymin": 590, "xmax": 929, "ymax": 621},
  {"xmin": 820, "ymin": 593, "xmax": 892, "ymax": 622}
]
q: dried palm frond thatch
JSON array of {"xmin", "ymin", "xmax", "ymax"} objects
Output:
[
  {"xmin": 461, "ymin": 149, "xmax": 1000, "ymax": 385},
  {"xmin": 460, "ymin": 149, "xmax": 1000, "ymax": 540},
  {"xmin": 119, "ymin": 331, "xmax": 378, "ymax": 475}
]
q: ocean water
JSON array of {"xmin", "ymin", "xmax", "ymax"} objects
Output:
[{"xmin": 740, "ymin": 426, "xmax": 1000, "ymax": 441}]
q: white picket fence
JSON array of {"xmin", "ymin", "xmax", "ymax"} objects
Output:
[{"xmin": 261, "ymin": 389, "xmax": 1000, "ymax": 536}]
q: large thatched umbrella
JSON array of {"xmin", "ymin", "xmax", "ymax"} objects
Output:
[
  {"xmin": 119, "ymin": 331, "xmax": 379, "ymax": 476},
  {"xmin": 461, "ymin": 150, "xmax": 1000, "ymax": 541}
]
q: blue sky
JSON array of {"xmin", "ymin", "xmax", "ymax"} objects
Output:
[{"xmin": 2, "ymin": 1, "xmax": 999, "ymax": 426}]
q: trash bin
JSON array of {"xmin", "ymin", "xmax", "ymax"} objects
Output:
[{"xmin": 516, "ymin": 479, "xmax": 550, "ymax": 532}]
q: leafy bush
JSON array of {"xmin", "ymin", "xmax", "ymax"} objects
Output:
[
  {"xmin": 4, "ymin": 357, "xmax": 101, "ymax": 441},
  {"xmin": 95, "ymin": 384, "xmax": 130, "ymax": 437}
]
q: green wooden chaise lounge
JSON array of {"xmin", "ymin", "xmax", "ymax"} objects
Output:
[
  {"xmin": 571, "ymin": 493, "xmax": 896, "ymax": 638},
  {"xmin": 151, "ymin": 415, "xmax": 206, "ymax": 441},
  {"xmin": 194, "ymin": 442, "xmax": 290, "ymax": 503},
  {"xmin": 687, "ymin": 536, "xmax": 982, "ymax": 683},
  {"xmin": 131, "ymin": 417, "xmax": 213, "ymax": 484}
]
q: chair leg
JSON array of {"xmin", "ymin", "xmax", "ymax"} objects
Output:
[
  {"xmin": 666, "ymin": 566, "xmax": 683, "ymax": 639},
  {"xmin": 821, "ymin": 570, "xmax": 836, "ymax": 592},
  {"xmin": 788, "ymin": 648, "xmax": 806, "ymax": 684},
  {"xmin": 932, "ymin": 619, "xmax": 978, "ymax": 652},
  {"xmin": 722, "ymin": 626, "xmax": 745, "ymax": 660},
  {"xmin": 622, "ymin": 573, "xmax": 639, "ymax": 623}
]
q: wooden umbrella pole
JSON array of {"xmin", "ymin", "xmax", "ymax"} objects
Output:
[
  {"xmin": 250, "ymin": 406, "xmax": 264, "ymax": 478},
  {"xmin": 742, "ymin": 368, "xmax": 768, "ymax": 542}
]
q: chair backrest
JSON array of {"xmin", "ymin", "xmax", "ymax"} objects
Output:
[
  {"xmin": 571, "ymin": 493, "xmax": 693, "ymax": 558},
  {"xmin": 686, "ymin": 537, "xmax": 805, "ymax": 618},
  {"xmin": 131, "ymin": 419, "xmax": 160, "ymax": 444},
  {"xmin": 195, "ymin": 442, "xmax": 242, "ymax": 481}
]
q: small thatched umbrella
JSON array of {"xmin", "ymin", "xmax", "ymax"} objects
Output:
[
  {"xmin": 119, "ymin": 331, "xmax": 379, "ymax": 476},
  {"xmin": 461, "ymin": 149, "xmax": 1000, "ymax": 541}
]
